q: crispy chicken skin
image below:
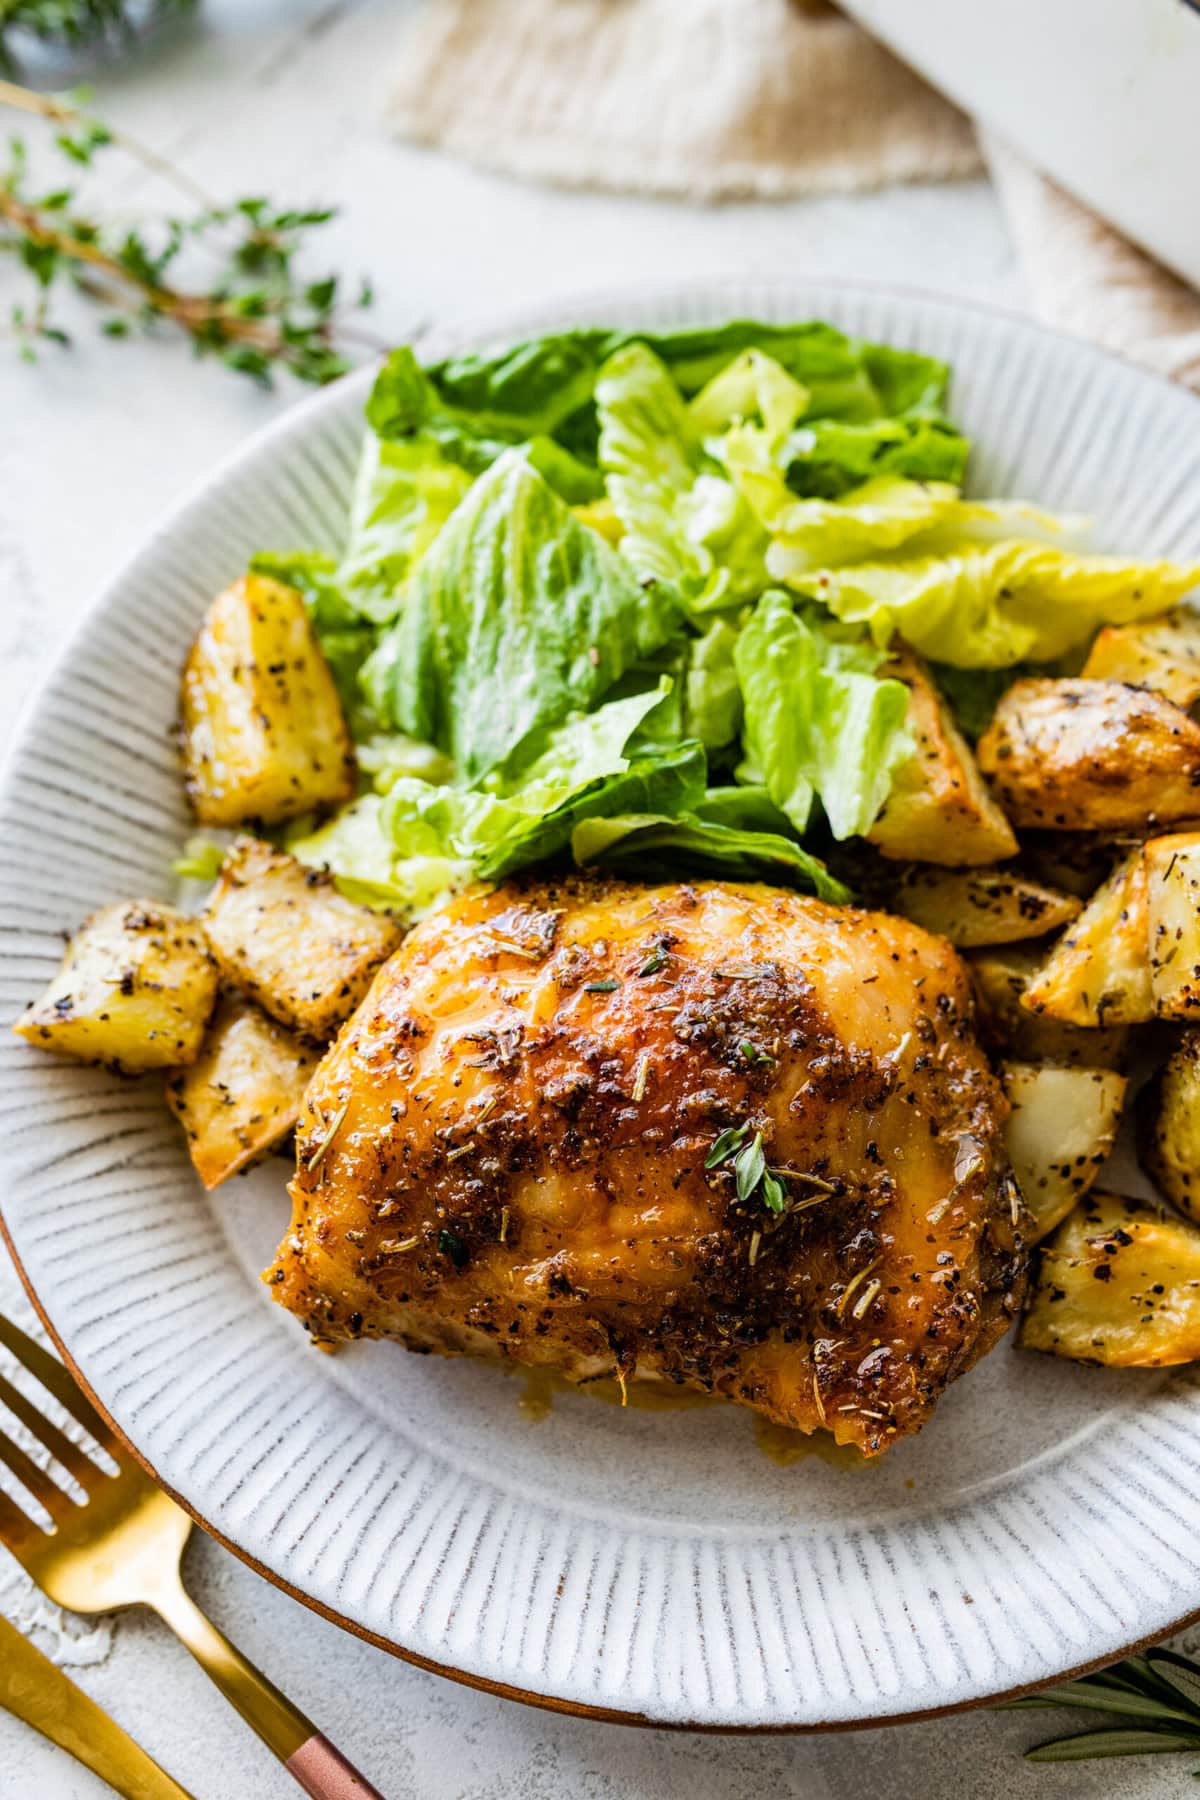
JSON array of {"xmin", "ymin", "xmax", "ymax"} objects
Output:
[{"xmin": 266, "ymin": 876, "xmax": 1026, "ymax": 1454}]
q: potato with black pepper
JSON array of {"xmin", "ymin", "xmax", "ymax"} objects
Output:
[
  {"xmin": 1001, "ymin": 1062, "xmax": 1126, "ymax": 1243},
  {"xmin": 1082, "ymin": 609, "xmax": 1200, "ymax": 712},
  {"xmin": 180, "ymin": 572, "xmax": 355, "ymax": 827},
  {"xmin": 866, "ymin": 650, "xmax": 1018, "ymax": 865},
  {"xmin": 1137, "ymin": 1031, "xmax": 1200, "ymax": 1224},
  {"xmin": 1021, "ymin": 848, "xmax": 1153, "ymax": 1027},
  {"xmin": 977, "ymin": 678, "xmax": 1200, "ymax": 831},
  {"xmin": 1022, "ymin": 1192, "xmax": 1200, "ymax": 1367},
  {"xmin": 203, "ymin": 838, "xmax": 402, "ymax": 1040},
  {"xmin": 889, "ymin": 864, "xmax": 1080, "ymax": 949},
  {"xmin": 166, "ymin": 993, "xmax": 320, "ymax": 1189},
  {"xmin": 14, "ymin": 901, "xmax": 217, "ymax": 1072}
]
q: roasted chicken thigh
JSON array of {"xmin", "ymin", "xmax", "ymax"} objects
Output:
[{"xmin": 267, "ymin": 876, "xmax": 1025, "ymax": 1453}]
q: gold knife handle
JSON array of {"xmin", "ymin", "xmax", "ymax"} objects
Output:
[
  {"xmin": 0, "ymin": 1615, "xmax": 195, "ymax": 1800},
  {"xmin": 149, "ymin": 1576, "xmax": 385, "ymax": 1799}
]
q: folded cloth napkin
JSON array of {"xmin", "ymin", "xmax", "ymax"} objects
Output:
[
  {"xmin": 389, "ymin": 0, "xmax": 1200, "ymax": 394},
  {"xmin": 387, "ymin": 0, "xmax": 980, "ymax": 199}
]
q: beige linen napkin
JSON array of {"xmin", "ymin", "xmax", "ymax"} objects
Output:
[
  {"xmin": 388, "ymin": 0, "xmax": 1200, "ymax": 393},
  {"xmin": 387, "ymin": 0, "xmax": 980, "ymax": 200}
]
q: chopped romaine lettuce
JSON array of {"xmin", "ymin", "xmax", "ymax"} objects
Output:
[
  {"xmin": 683, "ymin": 618, "xmax": 743, "ymax": 751},
  {"xmin": 595, "ymin": 344, "xmax": 767, "ymax": 612},
  {"xmin": 361, "ymin": 450, "xmax": 684, "ymax": 783},
  {"xmin": 734, "ymin": 593, "xmax": 913, "ymax": 840},
  {"xmin": 572, "ymin": 811, "xmax": 848, "ymax": 901},
  {"xmin": 288, "ymin": 794, "xmax": 472, "ymax": 917},
  {"xmin": 802, "ymin": 539, "xmax": 1200, "ymax": 667}
]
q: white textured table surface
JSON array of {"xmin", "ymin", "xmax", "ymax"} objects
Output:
[{"xmin": 0, "ymin": 5, "xmax": 1191, "ymax": 1796}]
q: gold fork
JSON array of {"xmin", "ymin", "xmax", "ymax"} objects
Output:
[{"xmin": 0, "ymin": 1313, "xmax": 385, "ymax": 1799}]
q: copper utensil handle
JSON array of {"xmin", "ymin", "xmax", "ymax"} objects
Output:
[{"xmin": 151, "ymin": 1577, "xmax": 385, "ymax": 1799}]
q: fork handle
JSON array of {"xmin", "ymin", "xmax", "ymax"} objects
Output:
[{"xmin": 150, "ymin": 1575, "xmax": 384, "ymax": 1799}]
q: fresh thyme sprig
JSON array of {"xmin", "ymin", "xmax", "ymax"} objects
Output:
[
  {"xmin": 0, "ymin": 1, "xmax": 192, "ymax": 75},
  {"xmin": 0, "ymin": 78, "xmax": 378, "ymax": 383},
  {"xmin": 1009, "ymin": 1647, "xmax": 1200, "ymax": 1769}
]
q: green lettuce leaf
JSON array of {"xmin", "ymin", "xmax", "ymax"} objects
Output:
[
  {"xmin": 425, "ymin": 319, "xmax": 957, "ymax": 482},
  {"xmin": 338, "ymin": 432, "xmax": 474, "ymax": 618},
  {"xmin": 782, "ymin": 415, "xmax": 968, "ymax": 500},
  {"xmin": 595, "ymin": 344, "xmax": 767, "ymax": 611},
  {"xmin": 361, "ymin": 450, "xmax": 684, "ymax": 783},
  {"xmin": 383, "ymin": 733, "xmax": 706, "ymax": 883},
  {"xmin": 804, "ymin": 539, "xmax": 1200, "ymax": 667},
  {"xmin": 684, "ymin": 618, "xmax": 743, "ymax": 751},
  {"xmin": 572, "ymin": 811, "xmax": 847, "ymax": 900},
  {"xmin": 288, "ymin": 794, "xmax": 471, "ymax": 917},
  {"xmin": 734, "ymin": 592, "xmax": 913, "ymax": 839}
]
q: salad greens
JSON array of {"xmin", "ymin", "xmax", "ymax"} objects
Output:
[{"xmin": 248, "ymin": 317, "xmax": 1200, "ymax": 917}]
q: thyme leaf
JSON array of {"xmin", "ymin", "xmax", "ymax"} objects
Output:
[
  {"xmin": 704, "ymin": 1121, "xmax": 750, "ymax": 1170},
  {"xmin": 0, "ymin": 78, "xmax": 377, "ymax": 383}
]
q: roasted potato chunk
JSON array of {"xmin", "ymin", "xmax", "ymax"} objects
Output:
[
  {"xmin": 1021, "ymin": 849, "xmax": 1153, "ymax": 1026},
  {"xmin": 1021, "ymin": 1192, "xmax": 1200, "ymax": 1367},
  {"xmin": 1082, "ymin": 609, "xmax": 1200, "ymax": 711},
  {"xmin": 977, "ymin": 678, "xmax": 1200, "ymax": 831},
  {"xmin": 1137, "ymin": 1030, "xmax": 1200, "ymax": 1222},
  {"xmin": 889, "ymin": 865, "xmax": 1080, "ymax": 949},
  {"xmin": 867, "ymin": 651, "xmax": 1018, "ymax": 866},
  {"xmin": 14, "ymin": 901, "xmax": 217, "ymax": 1072},
  {"xmin": 1002, "ymin": 1062, "xmax": 1126, "ymax": 1243},
  {"xmin": 1145, "ymin": 833, "xmax": 1200, "ymax": 1019},
  {"xmin": 165, "ymin": 993, "xmax": 319, "ymax": 1189},
  {"xmin": 969, "ymin": 944, "xmax": 1129, "ymax": 1068},
  {"xmin": 203, "ymin": 838, "xmax": 402, "ymax": 1039},
  {"xmin": 180, "ymin": 573, "xmax": 355, "ymax": 827}
]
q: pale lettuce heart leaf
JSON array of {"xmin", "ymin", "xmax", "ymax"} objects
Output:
[
  {"xmin": 687, "ymin": 348, "xmax": 809, "ymax": 442},
  {"xmin": 571, "ymin": 811, "xmax": 847, "ymax": 901},
  {"xmin": 734, "ymin": 592, "xmax": 913, "ymax": 840},
  {"xmin": 288, "ymin": 794, "xmax": 471, "ymax": 919},
  {"xmin": 595, "ymin": 343, "xmax": 767, "ymax": 613},
  {"xmin": 361, "ymin": 449, "xmax": 684, "ymax": 783},
  {"xmin": 804, "ymin": 539, "xmax": 1200, "ymax": 668},
  {"xmin": 383, "ymin": 736, "xmax": 706, "ymax": 884}
]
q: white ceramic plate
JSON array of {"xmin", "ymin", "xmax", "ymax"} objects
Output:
[{"xmin": 4, "ymin": 279, "xmax": 1200, "ymax": 1732}]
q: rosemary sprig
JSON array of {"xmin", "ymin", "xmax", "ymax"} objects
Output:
[
  {"xmin": 1010, "ymin": 1647, "xmax": 1200, "ymax": 1769},
  {"xmin": 0, "ymin": 78, "xmax": 377, "ymax": 382}
]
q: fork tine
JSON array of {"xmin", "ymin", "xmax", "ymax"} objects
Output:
[
  {"xmin": 0, "ymin": 1370, "xmax": 105, "ymax": 1493},
  {"xmin": 0, "ymin": 1483, "xmax": 42, "ymax": 1552},
  {"xmin": 0, "ymin": 1315, "xmax": 118, "ymax": 1451},
  {"xmin": 0, "ymin": 1424, "xmax": 76, "ymax": 1523}
]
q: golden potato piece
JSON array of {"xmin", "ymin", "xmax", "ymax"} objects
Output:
[
  {"xmin": 867, "ymin": 651, "xmax": 1018, "ymax": 866},
  {"xmin": 1145, "ymin": 833, "xmax": 1200, "ymax": 1019},
  {"xmin": 203, "ymin": 838, "xmax": 402, "ymax": 1040},
  {"xmin": 1082, "ymin": 609, "xmax": 1200, "ymax": 712},
  {"xmin": 14, "ymin": 901, "xmax": 217, "ymax": 1072},
  {"xmin": 977, "ymin": 678, "xmax": 1200, "ymax": 831},
  {"xmin": 1021, "ymin": 1192, "xmax": 1200, "ymax": 1367},
  {"xmin": 889, "ymin": 864, "xmax": 1080, "ymax": 949},
  {"xmin": 1137, "ymin": 1031, "xmax": 1200, "ymax": 1223},
  {"xmin": 165, "ymin": 993, "xmax": 319, "ymax": 1189},
  {"xmin": 1002, "ymin": 1062, "xmax": 1126, "ymax": 1243},
  {"xmin": 1021, "ymin": 849, "xmax": 1153, "ymax": 1027},
  {"xmin": 969, "ymin": 944, "xmax": 1129, "ymax": 1068},
  {"xmin": 180, "ymin": 572, "xmax": 355, "ymax": 827}
]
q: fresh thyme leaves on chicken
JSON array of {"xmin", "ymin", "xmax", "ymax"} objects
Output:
[{"xmin": 0, "ymin": 79, "xmax": 375, "ymax": 381}]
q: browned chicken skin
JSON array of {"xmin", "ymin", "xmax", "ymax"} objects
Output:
[{"xmin": 267, "ymin": 876, "xmax": 1026, "ymax": 1454}]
